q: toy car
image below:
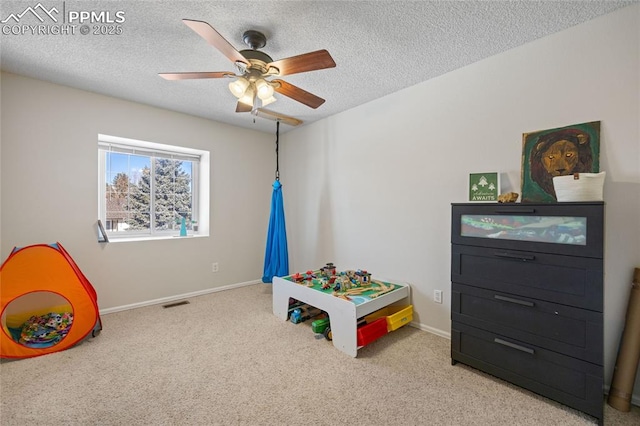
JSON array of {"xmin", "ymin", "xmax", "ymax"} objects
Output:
[{"xmin": 311, "ymin": 317, "xmax": 330, "ymax": 334}]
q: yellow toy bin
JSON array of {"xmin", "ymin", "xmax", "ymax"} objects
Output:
[{"xmin": 364, "ymin": 305, "xmax": 413, "ymax": 332}]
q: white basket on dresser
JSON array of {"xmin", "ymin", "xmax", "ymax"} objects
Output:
[{"xmin": 553, "ymin": 171, "xmax": 606, "ymax": 202}]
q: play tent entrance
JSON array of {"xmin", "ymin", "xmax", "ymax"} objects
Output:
[{"xmin": 1, "ymin": 243, "xmax": 102, "ymax": 359}]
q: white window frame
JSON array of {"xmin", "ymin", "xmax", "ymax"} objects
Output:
[{"xmin": 98, "ymin": 134, "xmax": 210, "ymax": 242}]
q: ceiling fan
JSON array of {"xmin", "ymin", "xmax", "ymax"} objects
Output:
[{"xmin": 159, "ymin": 19, "xmax": 336, "ymax": 126}]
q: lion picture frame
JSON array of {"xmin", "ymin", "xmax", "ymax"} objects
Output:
[{"xmin": 520, "ymin": 121, "xmax": 600, "ymax": 203}]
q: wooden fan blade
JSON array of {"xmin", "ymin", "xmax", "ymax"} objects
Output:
[
  {"xmin": 236, "ymin": 101, "xmax": 253, "ymax": 113},
  {"xmin": 272, "ymin": 79, "xmax": 325, "ymax": 109},
  {"xmin": 253, "ymin": 108, "xmax": 303, "ymax": 126},
  {"xmin": 182, "ymin": 19, "xmax": 247, "ymax": 65},
  {"xmin": 159, "ymin": 72, "xmax": 234, "ymax": 80},
  {"xmin": 268, "ymin": 50, "xmax": 336, "ymax": 76}
]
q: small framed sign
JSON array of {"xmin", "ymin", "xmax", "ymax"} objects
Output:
[{"xmin": 468, "ymin": 172, "xmax": 500, "ymax": 202}]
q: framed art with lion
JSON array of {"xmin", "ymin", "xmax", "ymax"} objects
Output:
[{"xmin": 521, "ymin": 121, "xmax": 600, "ymax": 203}]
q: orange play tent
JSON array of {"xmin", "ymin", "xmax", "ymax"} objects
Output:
[{"xmin": 1, "ymin": 243, "xmax": 101, "ymax": 359}]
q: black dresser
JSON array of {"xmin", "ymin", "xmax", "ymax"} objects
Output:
[{"xmin": 451, "ymin": 202, "xmax": 604, "ymax": 424}]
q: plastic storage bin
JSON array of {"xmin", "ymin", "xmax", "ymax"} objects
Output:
[
  {"xmin": 357, "ymin": 317, "xmax": 388, "ymax": 347},
  {"xmin": 364, "ymin": 305, "xmax": 413, "ymax": 332},
  {"xmin": 386, "ymin": 305, "xmax": 413, "ymax": 331}
]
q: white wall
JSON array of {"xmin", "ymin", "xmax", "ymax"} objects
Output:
[
  {"xmin": 282, "ymin": 5, "xmax": 640, "ymax": 396},
  {"xmin": 1, "ymin": 72, "xmax": 275, "ymax": 309}
]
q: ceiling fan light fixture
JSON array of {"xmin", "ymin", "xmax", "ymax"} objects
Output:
[
  {"xmin": 228, "ymin": 77, "xmax": 250, "ymax": 98},
  {"xmin": 261, "ymin": 96, "xmax": 277, "ymax": 107},
  {"xmin": 163, "ymin": 19, "xmax": 333, "ymax": 120},
  {"xmin": 238, "ymin": 85, "xmax": 256, "ymax": 107},
  {"xmin": 255, "ymin": 79, "xmax": 275, "ymax": 100}
]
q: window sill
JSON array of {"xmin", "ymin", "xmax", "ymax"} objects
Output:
[{"xmin": 106, "ymin": 234, "xmax": 208, "ymax": 243}]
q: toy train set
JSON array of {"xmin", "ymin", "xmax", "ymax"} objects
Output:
[
  {"xmin": 289, "ymin": 264, "xmax": 399, "ymax": 301},
  {"xmin": 287, "ymin": 263, "xmax": 413, "ymax": 348}
]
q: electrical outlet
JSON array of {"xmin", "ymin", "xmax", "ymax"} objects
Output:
[
  {"xmin": 212, "ymin": 262, "xmax": 219, "ymax": 273},
  {"xmin": 434, "ymin": 289, "xmax": 443, "ymax": 304}
]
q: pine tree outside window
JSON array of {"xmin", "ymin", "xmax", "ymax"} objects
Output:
[{"xmin": 98, "ymin": 134, "xmax": 209, "ymax": 241}]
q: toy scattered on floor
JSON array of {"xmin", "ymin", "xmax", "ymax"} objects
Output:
[
  {"xmin": 311, "ymin": 317, "xmax": 337, "ymax": 341},
  {"xmin": 290, "ymin": 309, "xmax": 303, "ymax": 324},
  {"xmin": 311, "ymin": 317, "xmax": 331, "ymax": 334},
  {"xmin": 287, "ymin": 299, "xmax": 306, "ymax": 316},
  {"xmin": 288, "ymin": 302, "xmax": 324, "ymax": 324}
]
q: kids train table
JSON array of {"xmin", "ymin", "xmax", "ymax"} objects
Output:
[{"xmin": 273, "ymin": 272, "xmax": 410, "ymax": 357}]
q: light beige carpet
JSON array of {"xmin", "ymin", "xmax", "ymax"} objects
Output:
[{"xmin": 1, "ymin": 283, "xmax": 639, "ymax": 425}]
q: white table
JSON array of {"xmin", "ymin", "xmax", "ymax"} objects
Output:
[{"xmin": 273, "ymin": 274, "xmax": 410, "ymax": 357}]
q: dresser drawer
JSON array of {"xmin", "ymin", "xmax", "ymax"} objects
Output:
[
  {"xmin": 452, "ymin": 244, "xmax": 603, "ymax": 311},
  {"xmin": 452, "ymin": 283, "xmax": 602, "ymax": 364},
  {"xmin": 452, "ymin": 323, "xmax": 603, "ymax": 420},
  {"xmin": 451, "ymin": 202, "xmax": 604, "ymax": 259}
]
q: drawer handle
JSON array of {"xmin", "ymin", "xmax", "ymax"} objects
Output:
[
  {"xmin": 494, "ymin": 208, "xmax": 536, "ymax": 214},
  {"xmin": 494, "ymin": 294, "xmax": 535, "ymax": 307},
  {"xmin": 494, "ymin": 252, "xmax": 536, "ymax": 262},
  {"xmin": 494, "ymin": 338, "xmax": 535, "ymax": 355}
]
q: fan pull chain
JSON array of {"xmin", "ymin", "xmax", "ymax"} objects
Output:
[{"xmin": 275, "ymin": 121, "xmax": 280, "ymax": 181}]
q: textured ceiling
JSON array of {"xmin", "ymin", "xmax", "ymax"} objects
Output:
[{"xmin": 0, "ymin": 1, "xmax": 636, "ymax": 133}]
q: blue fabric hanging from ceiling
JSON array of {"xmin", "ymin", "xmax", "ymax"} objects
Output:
[
  {"xmin": 262, "ymin": 179, "xmax": 289, "ymax": 283},
  {"xmin": 262, "ymin": 121, "xmax": 289, "ymax": 283}
]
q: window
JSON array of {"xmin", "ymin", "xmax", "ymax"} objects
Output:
[{"xmin": 98, "ymin": 134, "xmax": 209, "ymax": 240}]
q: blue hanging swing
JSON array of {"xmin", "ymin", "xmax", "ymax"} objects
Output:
[{"xmin": 262, "ymin": 121, "xmax": 289, "ymax": 283}]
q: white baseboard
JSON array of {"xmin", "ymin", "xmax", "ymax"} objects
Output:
[
  {"xmin": 409, "ymin": 321, "xmax": 451, "ymax": 340},
  {"xmin": 99, "ymin": 279, "xmax": 261, "ymax": 315}
]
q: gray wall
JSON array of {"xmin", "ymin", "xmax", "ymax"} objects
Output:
[
  {"xmin": 281, "ymin": 5, "xmax": 640, "ymax": 400},
  {"xmin": 1, "ymin": 73, "xmax": 275, "ymax": 309}
]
